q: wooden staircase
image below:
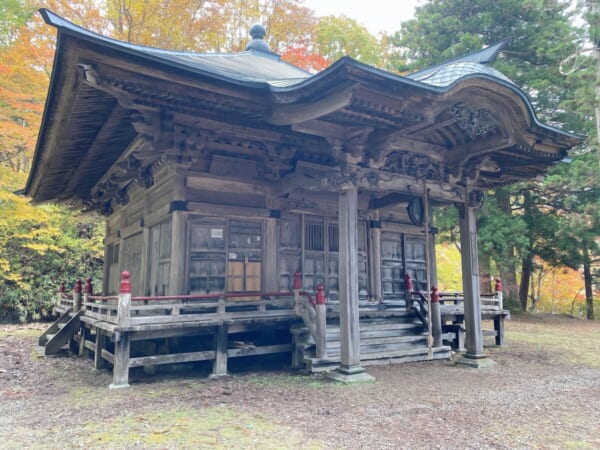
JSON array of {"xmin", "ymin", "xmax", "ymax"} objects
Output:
[
  {"xmin": 295, "ymin": 310, "xmax": 451, "ymax": 373},
  {"xmin": 38, "ymin": 309, "xmax": 82, "ymax": 355}
]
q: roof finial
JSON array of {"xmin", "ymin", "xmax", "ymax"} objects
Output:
[{"xmin": 245, "ymin": 23, "xmax": 271, "ymax": 53}]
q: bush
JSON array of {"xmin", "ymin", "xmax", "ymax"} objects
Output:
[{"xmin": 0, "ymin": 168, "xmax": 104, "ymax": 322}]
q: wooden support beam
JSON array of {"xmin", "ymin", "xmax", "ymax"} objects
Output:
[
  {"xmin": 227, "ymin": 344, "xmax": 293, "ymax": 358},
  {"xmin": 129, "ymin": 350, "xmax": 217, "ymax": 368},
  {"xmin": 446, "ymin": 136, "xmax": 512, "ymax": 167},
  {"xmin": 109, "ymin": 333, "xmax": 131, "ymax": 388},
  {"xmin": 494, "ymin": 316, "xmax": 505, "ymax": 346},
  {"xmin": 291, "ymin": 119, "xmax": 372, "ymax": 143},
  {"xmin": 94, "ymin": 331, "xmax": 106, "ymax": 370},
  {"xmin": 275, "ymin": 161, "xmax": 465, "ymax": 204},
  {"xmin": 211, "ymin": 324, "xmax": 229, "ymax": 377},
  {"xmin": 268, "ymin": 87, "xmax": 354, "ymax": 125}
]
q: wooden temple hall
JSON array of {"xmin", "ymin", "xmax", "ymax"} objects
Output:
[{"xmin": 28, "ymin": 9, "xmax": 582, "ymax": 386}]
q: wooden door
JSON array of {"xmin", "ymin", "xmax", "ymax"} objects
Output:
[
  {"xmin": 404, "ymin": 236, "xmax": 427, "ymax": 291},
  {"xmin": 189, "ymin": 223, "xmax": 226, "ymax": 295},
  {"xmin": 381, "ymin": 231, "xmax": 404, "ymax": 300},
  {"xmin": 227, "ymin": 220, "xmax": 262, "ymax": 298}
]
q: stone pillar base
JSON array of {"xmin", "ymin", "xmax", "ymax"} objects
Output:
[
  {"xmin": 208, "ymin": 372, "xmax": 230, "ymax": 379},
  {"xmin": 455, "ymin": 353, "xmax": 496, "ymax": 368},
  {"xmin": 326, "ymin": 365, "xmax": 375, "ymax": 383}
]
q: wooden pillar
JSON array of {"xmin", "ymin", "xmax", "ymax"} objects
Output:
[
  {"xmin": 329, "ymin": 186, "xmax": 373, "ymax": 382},
  {"xmin": 494, "ymin": 315, "xmax": 505, "ymax": 346},
  {"xmin": 431, "ymin": 287, "xmax": 442, "ymax": 347},
  {"xmin": 169, "ymin": 175, "xmax": 187, "ymax": 295},
  {"xmin": 78, "ymin": 278, "xmax": 92, "ymax": 356},
  {"xmin": 94, "ymin": 331, "xmax": 106, "ymax": 370},
  {"xmin": 211, "ymin": 324, "xmax": 229, "ymax": 377},
  {"xmin": 428, "ymin": 230, "xmax": 438, "ymax": 287},
  {"xmin": 110, "ymin": 271, "xmax": 132, "ymax": 388},
  {"xmin": 264, "ymin": 218, "xmax": 279, "ymax": 292},
  {"xmin": 457, "ymin": 201, "xmax": 492, "ymax": 365},
  {"xmin": 315, "ymin": 284, "xmax": 327, "ymax": 359},
  {"xmin": 368, "ymin": 210, "xmax": 383, "ymax": 303},
  {"xmin": 102, "ymin": 222, "xmax": 110, "ymax": 295}
]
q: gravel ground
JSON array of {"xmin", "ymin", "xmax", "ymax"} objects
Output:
[{"xmin": 1, "ymin": 314, "xmax": 599, "ymax": 449}]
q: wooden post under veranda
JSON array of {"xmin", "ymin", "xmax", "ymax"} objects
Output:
[
  {"xmin": 78, "ymin": 278, "xmax": 92, "ymax": 356},
  {"xmin": 109, "ymin": 271, "xmax": 132, "ymax": 388}
]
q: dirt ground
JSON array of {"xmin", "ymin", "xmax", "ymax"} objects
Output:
[{"xmin": 1, "ymin": 314, "xmax": 600, "ymax": 449}]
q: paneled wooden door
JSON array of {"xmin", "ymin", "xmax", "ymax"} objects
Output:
[
  {"xmin": 227, "ymin": 220, "xmax": 262, "ymax": 294},
  {"xmin": 188, "ymin": 219, "xmax": 262, "ymax": 296}
]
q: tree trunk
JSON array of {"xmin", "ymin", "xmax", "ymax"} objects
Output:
[
  {"xmin": 519, "ymin": 254, "xmax": 533, "ymax": 311},
  {"xmin": 583, "ymin": 243, "xmax": 595, "ymax": 320},
  {"xmin": 496, "ymin": 188, "xmax": 518, "ymax": 301},
  {"xmin": 479, "ymin": 251, "xmax": 493, "ymax": 295}
]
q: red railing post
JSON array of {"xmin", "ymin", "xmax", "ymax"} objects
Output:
[
  {"xmin": 431, "ymin": 286, "xmax": 440, "ymax": 303},
  {"xmin": 120, "ymin": 271, "xmax": 131, "ymax": 294},
  {"xmin": 495, "ymin": 278, "xmax": 503, "ymax": 310},
  {"xmin": 293, "ymin": 271, "xmax": 302, "ymax": 315},
  {"xmin": 315, "ymin": 284, "xmax": 326, "ymax": 305},
  {"xmin": 293, "ymin": 271, "xmax": 303, "ymax": 290},
  {"xmin": 84, "ymin": 277, "xmax": 93, "ymax": 295},
  {"xmin": 73, "ymin": 279, "xmax": 82, "ymax": 312}
]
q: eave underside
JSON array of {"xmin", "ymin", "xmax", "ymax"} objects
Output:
[{"xmin": 25, "ymin": 38, "xmax": 582, "ymax": 211}]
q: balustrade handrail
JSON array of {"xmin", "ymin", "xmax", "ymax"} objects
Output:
[
  {"xmin": 88, "ymin": 295, "xmax": 119, "ymax": 301},
  {"xmin": 436, "ymin": 290, "xmax": 504, "ymax": 312},
  {"xmin": 87, "ymin": 291, "xmax": 295, "ymax": 302},
  {"xmin": 132, "ymin": 291, "xmax": 294, "ymax": 302},
  {"xmin": 410, "ymin": 291, "xmax": 430, "ymax": 328}
]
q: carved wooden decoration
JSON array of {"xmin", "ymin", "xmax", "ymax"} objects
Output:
[{"xmin": 451, "ymin": 102, "xmax": 498, "ymax": 138}]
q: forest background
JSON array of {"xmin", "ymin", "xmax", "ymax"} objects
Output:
[{"xmin": 1, "ymin": 0, "xmax": 598, "ymax": 322}]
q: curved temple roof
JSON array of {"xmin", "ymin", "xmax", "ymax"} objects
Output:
[{"xmin": 25, "ymin": 9, "xmax": 584, "ymax": 205}]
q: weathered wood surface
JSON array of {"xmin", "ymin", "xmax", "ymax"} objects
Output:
[
  {"xmin": 338, "ymin": 187, "xmax": 361, "ymax": 369},
  {"xmin": 129, "ymin": 350, "xmax": 216, "ymax": 368},
  {"xmin": 43, "ymin": 311, "xmax": 82, "ymax": 355}
]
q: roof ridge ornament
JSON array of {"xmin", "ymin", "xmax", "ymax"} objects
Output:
[{"xmin": 245, "ymin": 23, "xmax": 272, "ymax": 53}]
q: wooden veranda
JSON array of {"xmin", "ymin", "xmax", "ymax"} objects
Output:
[{"xmin": 39, "ymin": 271, "xmax": 507, "ymax": 387}]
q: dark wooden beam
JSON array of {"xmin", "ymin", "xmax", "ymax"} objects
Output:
[
  {"xmin": 268, "ymin": 86, "xmax": 355, "ymax": 125},
  {"xmin": 292, "ymin": 120, "xmax": 356, "ymax": 140},
  {"xmin": 275, "ymin": 161, "xmax": 465, "ymax": 203},
  {"xmin": 368, "ymin": 192, "xmax": 414, "ymax": 210},
  {"xmin": 445, "ymin": 136, "xmax": 512, "ymax": 167}
]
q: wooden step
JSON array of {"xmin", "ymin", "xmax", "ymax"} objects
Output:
[
  {"xmin": 326, "ymin": 341, "xmax": 429, "ymax": 358},
  {"xmin": 326, "ymin": 334, "xmax": 427, "ymax": 350},
  {"xmin": 44, "ymin": 311, "xmax": 82, "ymax": 355},
  {"xmin": 326, "ymin": 321, "xmax": 423, "ymax": 333},
  {"xmin": 304, "ymin": 345, "xmax": 452, "ymax": 373},
  {"xmin": 326, "ymin": 327, "xmax": 425, "ymax": 341}
]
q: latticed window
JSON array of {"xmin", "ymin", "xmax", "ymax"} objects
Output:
[{"xmin": 305, "ymin": 222, "xmax": 324, "ymax": 251}]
